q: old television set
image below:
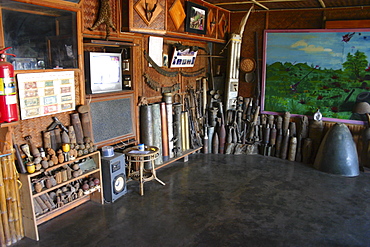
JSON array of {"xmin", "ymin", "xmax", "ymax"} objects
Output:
[{"xmin": 85, "ymin": 52, "xmax": 123, "ymax": 94}]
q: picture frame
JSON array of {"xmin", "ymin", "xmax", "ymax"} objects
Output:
[
  {"xmin": 17, "ymin": 71, "xmax": 76, "ymax": 120},
  {"xmin": 185, "ymin": 1, "xmax": 207, "ymax": 35},
  {"xmin": 262, "ymin": 29, "xmax": 370, "ymax": 124}
]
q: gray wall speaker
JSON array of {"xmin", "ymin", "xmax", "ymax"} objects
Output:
[{"xmin": 101, "ymin": 152, "xmax": 127, "ymax": 202}]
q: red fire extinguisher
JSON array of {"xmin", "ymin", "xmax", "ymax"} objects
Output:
[{"xmin": 0, "ymin": 47, "xmax": 18, "ymax": 123}]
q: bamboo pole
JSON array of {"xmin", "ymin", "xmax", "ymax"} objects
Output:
[
  {"xmin": 6, "ymin": 129, "xmax": 23, "ymax": 243},
  {"xmin": 13, "ymin": 161, "xmax": 24, "ymax": 240},
  {"xmin": 0, "ymin": 129, "xmax": 23, "ymax": 246},
  {"xmin": 0, "ymin": 155, "xmax": 11, "ymax": 246},
  {"xmin": 2, "ymin": 155, "xmax": 17, "ymax": 244},
  {"xmin": 0, "ymin": 210, "xmax": 5, "ymax": 247},
  {"xmin": 5, "ymin": 154, "xmax": 22, "ymax": 241}
]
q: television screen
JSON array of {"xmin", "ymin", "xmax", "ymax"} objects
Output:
[{"xmin": 85, "ymin": 52, "xmax": 123, "ymax": 94}]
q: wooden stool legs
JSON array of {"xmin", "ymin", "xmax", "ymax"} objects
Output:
[
  {"xmin": 138, "ymin": 158, "xmax": 165, "ymax": 196},
  {"xmin": 125, "ymin": 148, "xmax": 165, "ymax": 196}
]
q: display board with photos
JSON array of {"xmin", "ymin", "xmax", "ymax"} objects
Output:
[{"xmin": 17, "ymin": 71, "xmax": 75, "ymax": 120}]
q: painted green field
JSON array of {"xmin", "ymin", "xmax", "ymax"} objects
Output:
[{"xmin": 264, "ymin": 53, "xmax": 370, "ymax": 120}]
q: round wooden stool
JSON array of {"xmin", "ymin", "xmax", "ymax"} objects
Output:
[{"xmin": 123, "ymin": 145, "xmax": 165, "ymax": 196}]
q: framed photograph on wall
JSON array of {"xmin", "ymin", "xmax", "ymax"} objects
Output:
[
  {"xmin": 185, "ymin": 1, "xmax": 207, "ymax": 35},
  {"xmin": 262, "ymin": 29, "xmax": 370, "ymax": 124}
]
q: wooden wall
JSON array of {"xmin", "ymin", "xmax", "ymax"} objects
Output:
[
  {"xmin": 8, "ymin": 0, "xmax": 140, "ymax": 149},
  {"xmin": 6, "ymin": 0, "xmax": 216, "ymax": 149},
  {"xmin": 123, "ymin": 0, "xmax": 230, "ymax": 43},
  {"xmin": 139, "ymin": 36, "xmax": 208, "ymax": 104}
]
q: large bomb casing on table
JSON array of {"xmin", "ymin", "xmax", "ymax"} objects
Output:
[{"xmin": 314, "ymin": 123, "xmax": 359, "ymax": 177}]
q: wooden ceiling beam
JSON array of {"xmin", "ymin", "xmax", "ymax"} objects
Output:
[{"xmin": 251, "ymin": 0, "xmax": 269, "ymax": 10}]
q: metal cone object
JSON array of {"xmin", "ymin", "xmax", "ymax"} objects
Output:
[{"xmin": 313, "ymin": 123, "xmax": 359, "ymax": 177}]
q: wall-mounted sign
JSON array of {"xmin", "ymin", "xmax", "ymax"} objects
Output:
[{"xmin": 170, "ymin": 47, "xmax": 198, "ymax": 68}]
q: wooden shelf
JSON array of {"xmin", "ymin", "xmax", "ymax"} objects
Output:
[
  {"xmin": 85, "ymin": 89, "xmax": 134, "ymax": 99},
  {"xmin": 155, "ymin": 147, "xmax": 202, "ymax": 170},
  {"xmin": 36, "ymin": 195, "xmax": 90, "ymax": 225},
  {"xmin": 19, "ymin": 151, "xmax": 103, "ymax": 241},
  {"xmin": 126, "ymin": 147, "xmax": 202, "ymax": 185},
  {"xmin": 32, "ymin": 168, "xmax": 100, "ymax": 198},
  {"xmin": 83, "ymin": 39, "xmax": 138, "ymax": 47},
  {"xmin": 0, "ymin": 121, "xmax": 19, "ymax": 128},
  {"xmin": 29, "ymin": 151, "xmax": 100, "ymax": 177}
]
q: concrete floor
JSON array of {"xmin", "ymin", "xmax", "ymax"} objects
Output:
[{"xmin": 12, "ymin": 153, "xmax": 370, "ymax": 247}]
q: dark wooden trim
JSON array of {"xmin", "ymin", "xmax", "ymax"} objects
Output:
[{"xmin": 325, "ymin": 20, "xmax": 370, "ymax": 29}]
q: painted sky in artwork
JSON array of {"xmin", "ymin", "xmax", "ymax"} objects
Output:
[{"xmin": 265, "ymin": 30, "xmax": 370, "ymax": 70}]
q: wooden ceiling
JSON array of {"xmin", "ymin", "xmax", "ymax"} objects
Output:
[{"xmin": 206, "ymin": 0, "xmax": 370, "ymax": 12}]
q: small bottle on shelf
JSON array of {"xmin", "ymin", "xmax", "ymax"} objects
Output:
[
  {"xmin": 123, "ymin": 59, "xmax": 129, "ymax": 71},
  {"xmin": 123, "ymin": 75, "xmax": 132, "ymax": 90}
]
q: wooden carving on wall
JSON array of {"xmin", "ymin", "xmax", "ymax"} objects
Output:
[
  {"xmin": 134, "ymin": 0, "xmax": 163, "ymax": 25},
  {"xmin": 207, "ymin": 9, "xmax": 216, "ymax": 35},
  {"xmin": 218, "ymin": 13, "xmax": 228, "ymax": 38},
  {"xmin": 89, "ymin": 0, "xmax": 116, "ymax": 40},
  {"xmin": 169, "ymin": 0, "xmax": 186, "ymax": 30}
]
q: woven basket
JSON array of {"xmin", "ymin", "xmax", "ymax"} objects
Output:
[{"xmin": 240, "ymin": 58, "xmax": 256, "ymax": 73}]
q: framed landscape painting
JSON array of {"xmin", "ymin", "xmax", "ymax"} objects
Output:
[{"xmin": 261, "ymin": 29, "xmax": 370, "ymax": 124}]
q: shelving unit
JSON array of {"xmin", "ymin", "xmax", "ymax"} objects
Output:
[
  {"xmin": 154, "ymin": 147, "xmax": 202, "ymax": 170},
  {"xmin": 19, "ymin": 151, "xmax": 103, "ymax": 241}
]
